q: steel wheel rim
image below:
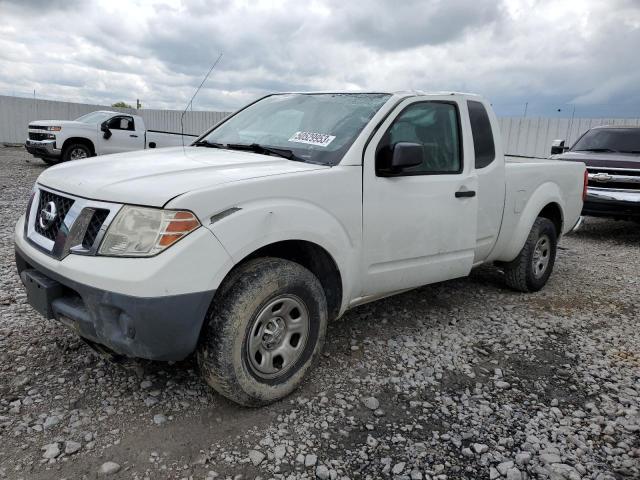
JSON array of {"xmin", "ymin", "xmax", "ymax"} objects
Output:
[
  {"xmin": 246, "ymin": 295, "xmax": 310, "ymax": 379},
  {"xmin": 70, "ymin": 148, "xmax": 88, "ymax": 160},
  {"xmin": 532, "ymin": 234, "xmax": 551, "ymax": 278}
]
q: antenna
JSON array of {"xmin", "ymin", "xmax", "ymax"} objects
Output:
[
  {"xmin": 181, "ymin": 52, "xmax": 223, "ymax": 148},
  {"xmin": 567, "ymin": 104, "xmax": 576, "ymax": 143}
]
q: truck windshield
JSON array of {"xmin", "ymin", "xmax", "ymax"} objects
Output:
[
  {"xmin": 572, "ymin": 128, "xmax": 640, "ymax": 154},
  {"xmin": 75, "ymin": 112, "xmax": 115, "ymax": 124},
  {"xmin": 198, "ymin": 93, "xmax": 391, "ymax": 165}
]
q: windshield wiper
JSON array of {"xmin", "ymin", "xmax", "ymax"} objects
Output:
[
  {"xmin": 193, "ymin": 140, "xmax": 225, "ymax": 148},
  {"xmin": 573, "ymin": 148, "xmax": 619, "ymax": 153},
  {"xmin": 226, "ymin": 143, "xmax": 305, "ymax": 162}
]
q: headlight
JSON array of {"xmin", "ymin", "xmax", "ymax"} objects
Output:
[
  {"xmin": 47, "ymin": 126, "xmax": 62, "ymax": 131},
  {"xmin": 98, "ymin": 206, "xmax": 200, "ymax": 257}
]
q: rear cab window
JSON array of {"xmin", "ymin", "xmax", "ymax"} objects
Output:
[{"xmin": 467, "ymin": 100, "xmax": 496, "ymax": 169}]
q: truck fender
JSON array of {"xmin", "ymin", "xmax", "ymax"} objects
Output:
[
  {"xmin": 204, "ymin": 198, "xmax": 357, "ymax": 312},
  {"xmin": 493, "ymin": 181, "xmax": 564, "ymax": 262}
]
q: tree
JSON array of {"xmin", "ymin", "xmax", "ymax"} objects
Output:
[{"xmin": 112, "ymin": 101, "xmax": 132, "ymax": 108}]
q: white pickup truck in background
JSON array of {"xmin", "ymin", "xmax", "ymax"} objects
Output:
[
  {"xmin": 24, "ymin": 110, "xmax": 197, "ymax": 165},
  {"xmin": 15, "ymin": 91, "xmax": 586, "ymax": 406}
]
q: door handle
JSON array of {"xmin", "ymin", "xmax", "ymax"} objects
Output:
[
  {"xmin": 455, "ymin": 189, "xmax": 476, "ymax": 198},
  {"xmin": 130, "ymin": 134, "xmax": 138, "ymax": 138}
]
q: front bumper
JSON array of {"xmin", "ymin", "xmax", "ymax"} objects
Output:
[
  {"xmin": 15, "ymin": 245, "xmax": 215, "ymax": 361},
  {"xmin": 24, "ymin": 139, "xmax": 61, "ymax": 159},
  {"xmin": 583, "ymin": 187, "xmax": 640, "ymax": 220}
]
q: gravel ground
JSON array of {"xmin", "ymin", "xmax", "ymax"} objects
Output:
[{"xmin": 0, "ymin": 146, "xmax": 638, "ymax": 480}]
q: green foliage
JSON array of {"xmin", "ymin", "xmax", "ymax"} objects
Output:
[{"xmin": 112, "ymin": 101, "xmax": 133, "ymax": 108}]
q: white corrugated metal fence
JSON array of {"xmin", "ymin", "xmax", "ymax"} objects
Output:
[
  {"xmin": 498, "ymin": 116, "xmax": 640, "ymax": 158},
  {"xmin": 0, "ymin": 95, "xmax": 230, "ymax": 145}
]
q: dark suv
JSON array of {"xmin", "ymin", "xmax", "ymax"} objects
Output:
[{"xmin": 551, "ymin": 126, "xmax": 640, "ymax": 221}]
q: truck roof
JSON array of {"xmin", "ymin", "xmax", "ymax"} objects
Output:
[
  {"xmin": 279, "ymin": 91, "xmax": 484, "ymax": 100},
  {"xmin": 590, "ymin": 125, "xmax": 640, "ymax": 130},
  {"xmin": 94, "ymin": 110, "xmax": 126, "ymax": 115}
]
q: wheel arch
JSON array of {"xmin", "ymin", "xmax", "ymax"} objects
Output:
[
  {"xmin": 492, "ymin": 181, "xmax": 565, "ymax": 263},
  {"xmin": 216, "ymin": 239, "xmax": 343, "ymax": 322},
  {"xmin": 61, "ymin": 137, "xmax": 96, "ymax": 156},
  {"xmin": 538, "ymin": 202, "xmax": 563, "ymax": 237}
]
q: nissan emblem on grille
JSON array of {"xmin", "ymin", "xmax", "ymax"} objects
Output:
[{"xmin": 39, "ymin": 201, "xmax": 58, "ymax": 230}]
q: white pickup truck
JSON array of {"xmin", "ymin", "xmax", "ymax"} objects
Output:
[
  {"xmin": 14, "ymin": 92, "xmax": 586, "ymax": 406},
  {"xmin": 25, "ymin": 110, "xmax": 197, "ymax": 165}
]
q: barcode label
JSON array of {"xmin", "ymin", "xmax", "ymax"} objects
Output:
[{"xmin": 288, "ymin": 131, "xmax": 336, "ymax": 147}]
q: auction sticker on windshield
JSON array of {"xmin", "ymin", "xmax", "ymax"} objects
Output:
[{"xmin": 288, "ymin": 131, "xmax": 336, "ymax": 147}]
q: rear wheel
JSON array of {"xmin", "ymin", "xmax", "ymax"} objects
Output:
[
  {"xmin": 503, "ymin": 217, "xmax": 558, "ymax": 292},
  {"xmin": 197, "ymin": 258, "xmax": 328, "ymax": 406},
  {"xmin": 62, "ymin": 143, "xmax": 91, "ymax": 162}
]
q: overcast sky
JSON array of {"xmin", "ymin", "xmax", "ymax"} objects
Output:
[{"xmin": 1, "ymin": 0, "xmax": 639, "ymax": 117}]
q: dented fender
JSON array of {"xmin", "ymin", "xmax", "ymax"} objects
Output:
[{"xmin": 166, "ymin": 166, "xmax": 363, "ymax": 313}]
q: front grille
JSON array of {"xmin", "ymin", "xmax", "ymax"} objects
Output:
[
  {"xmin": 588, "ymin": 168, "xmax": 640, "ymax": 191},
  {"xmin": 81, "ymin": 209, "xmax": 110, "ymax": 249},
  {"xmin": 588, "ymin": 180, "xmax": 640, "ymax": 190},
  {"xmin": 28, "ymin": 132, "xmax": 51, "ymax": 141},
  {"xmin": 28, "ymin": 125, "xmax": 49, "ymax": 131},
  {"xmin": 34, "ymin": 190, "xmax": 75, "ymax": 241},
  {"xmin": 588, "ymin": 168, "xmax": 640, "ymax": 177}
]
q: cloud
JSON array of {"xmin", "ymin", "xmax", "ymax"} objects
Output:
[
  {"xmin": 1, "ymin": 0, "xmax": 84, "ymax": 10},
  {"xmin": 331, "ymin": 0, "xmax": 504, "ymax": 50},
  {"xmin": 0, "ymin": 0, "xmax": 639, "ymax": 117}
]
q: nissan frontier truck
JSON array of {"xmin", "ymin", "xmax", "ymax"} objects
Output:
[{"xmin": 15, "ymin": 91, "xmax": 586, "ymax": 406}]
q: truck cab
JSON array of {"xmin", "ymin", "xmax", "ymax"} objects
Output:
[{"xmin": 97, "ymin": 113, "xmax": 145, "ymax": 155}]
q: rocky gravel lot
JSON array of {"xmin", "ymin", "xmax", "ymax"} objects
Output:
[{"xmin": 0, "ymin": 146, "xmax": 639, "ymax": 480}]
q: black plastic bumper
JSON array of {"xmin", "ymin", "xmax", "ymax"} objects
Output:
[
  {"xmin": 15, "ymin": 246, "xmax": 215, "ymax": 361},
  {"xmin": 24, "ymin": 141, "xmax": 61, "ymax": 159}
]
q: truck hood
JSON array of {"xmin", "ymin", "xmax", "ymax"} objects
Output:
[
  {"xmin": 554, "ymin": 151, "xmax": 640, "ymax": 169},
  {"xmin": 38, "ymin": 146, "xmax": 329, "ymax": 206},
  {"xmin": 28, "ymin": 120, "xmax": 94, "ymax": 130}
]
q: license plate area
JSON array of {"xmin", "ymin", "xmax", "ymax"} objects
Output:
[{"xmin": 20, "ymin": 269, "xmax": 65, "ymax": 319}]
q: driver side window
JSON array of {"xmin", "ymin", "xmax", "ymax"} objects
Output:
[
  {"xmin": 376, "ymin": 102, "xmax": 462, "ymax": 175},
  {"xmin": 107, "ymin": 116, "xmax": 134, "ymax": 131}
]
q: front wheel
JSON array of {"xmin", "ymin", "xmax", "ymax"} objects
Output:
[
  {"xmin": 197, "ymin": 258, "xmax": 328, "ymax": 406},
  {"xmin": 62, "ymin": 143, "xmax": 91, "ymax": 162},
  {"xmin": 502, "ymin": 217, "xmax": 558, "ymax": 292}
]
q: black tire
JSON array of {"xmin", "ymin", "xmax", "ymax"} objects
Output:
[
  {"xmin": 197, "ymin": 258, "xmax": 328, "ymax": 406},
  {"xmin": 62, "ymin": 143, "xmax": 91, "ymax": 162},
  {"xmin": 503, "ymin": 217, "xmax": 558, "ymax": 293},
  {"xmin": 41, "ymin": 157, "xmax": 62, "ymax": 166}
]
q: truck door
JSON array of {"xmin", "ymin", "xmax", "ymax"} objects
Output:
[
  {"xmin": 467, "ymin": 100, "xmax": 506, "ymax": 262},
  {"xmin": 98, "ymin": 115, "xmax": 144, "ymax": 155},
  {"xmin": 361, "ymin": 98, "xmax": 478, "ymax": 297}
]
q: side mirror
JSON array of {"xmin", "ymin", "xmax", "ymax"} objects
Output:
[
  {"xmin": 376, "ymin": 142, "xmax": 424, "ymax": 175},
  {"xmin": 550, "ymin": 139, "xmax": 568, "ymax": 155},
  {"xmin": 101, "ymin": 121, "xmax": 112, "ymax": 140},
  {"xmin": 390, "ymin": 142, "xmax": 424, "ymax": 170}
]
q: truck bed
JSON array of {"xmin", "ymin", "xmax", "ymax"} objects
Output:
[
  {"xmin": 146, "ymin": 130, "xmax": 198, "ymax": 149},
  {"xmin": 488, "ymin": 156, "xmax": 585, "ymax": 263}
]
